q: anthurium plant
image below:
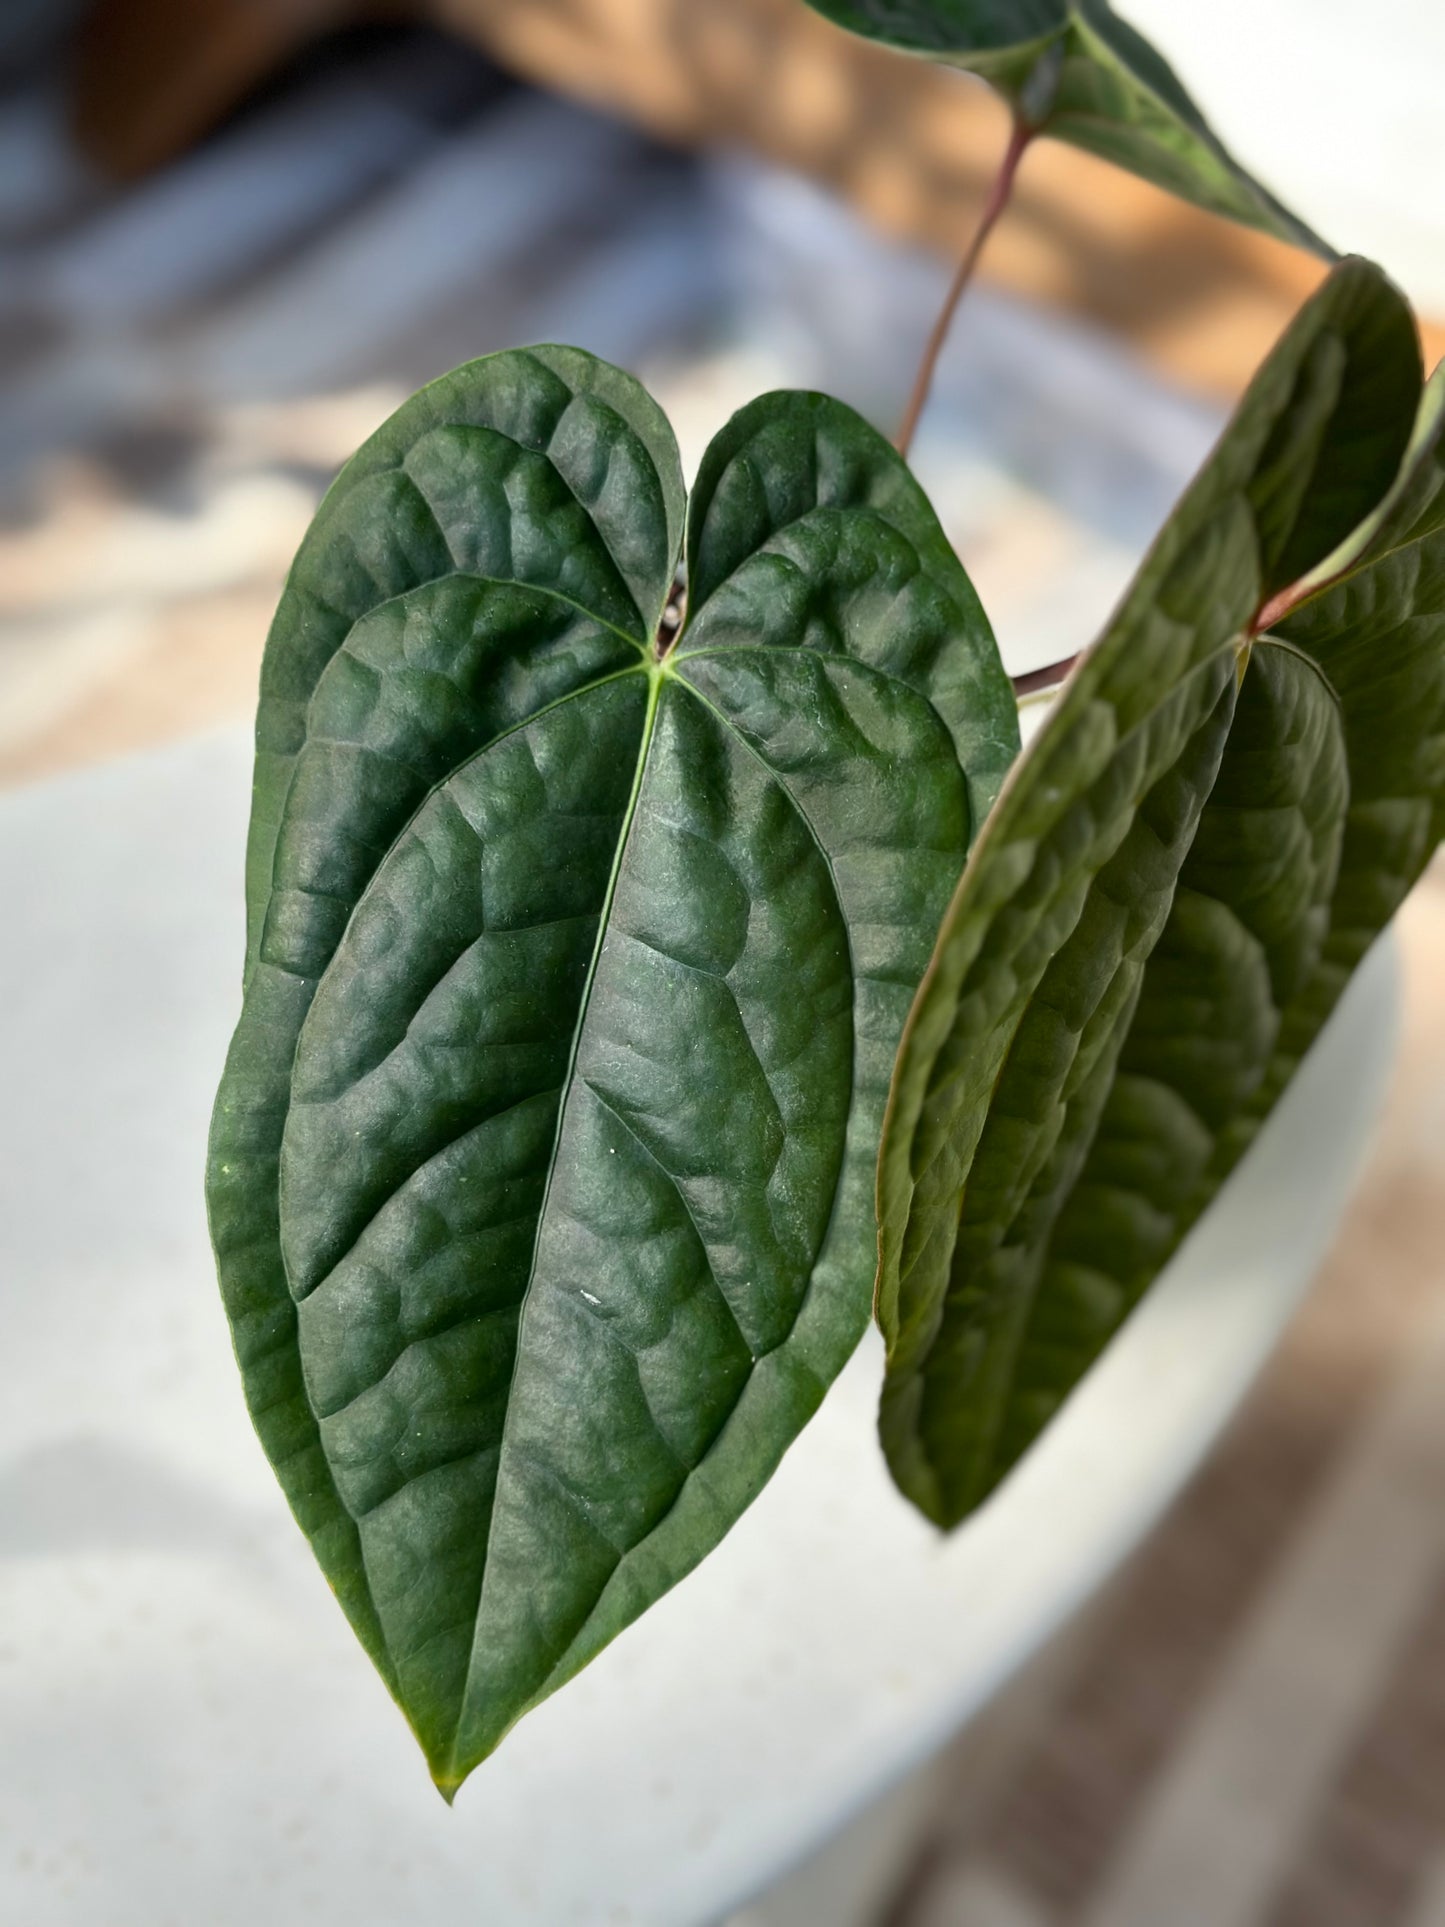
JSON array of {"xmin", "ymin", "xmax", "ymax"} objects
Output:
[{"xmin": 207, "ymin": 0, "xmax": 1445, "ymax": 1797}]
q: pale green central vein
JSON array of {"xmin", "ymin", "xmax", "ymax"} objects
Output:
[{"xmin": 445, "ymin": 661, "xmax": 666, "ymax": 1776}]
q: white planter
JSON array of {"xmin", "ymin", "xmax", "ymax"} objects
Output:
[{"xmin": 0, "ymin": 729, "xmax": 1396, "ymax": 1927}]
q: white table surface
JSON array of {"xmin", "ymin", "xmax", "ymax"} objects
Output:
[{"xmin": 0, "ymin": 728, "xmax": 1398, "ymax": 1927}]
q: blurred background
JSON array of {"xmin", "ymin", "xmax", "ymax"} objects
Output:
[{"xmin": 2, "ymin": 3, "xmax": 1444, "ymax": 1924}]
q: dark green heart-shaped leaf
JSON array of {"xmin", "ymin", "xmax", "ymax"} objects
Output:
[
  {"xmin": 876, "ymin": 258, "xmax": 1442, "ymax": 1527},
  {"xmin": 207, "ymin": 348, "xmax": 1017, "ymax": 1791},
  {"xmin": 801, "ymin": 0, "xmax": 1329, "ymax": 255}
]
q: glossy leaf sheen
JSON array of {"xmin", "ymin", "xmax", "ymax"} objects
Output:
[
  {"xmin": 802, "ymin": 0, "xmax": 1328, "ymax": 255},
  {"xmin": 207, "ymin": 348, "xmax": 1018, "ymax": 1789},
  {"xmin": 877, "ymin": 259, "xmax": 1445, "ymax": 1526}
]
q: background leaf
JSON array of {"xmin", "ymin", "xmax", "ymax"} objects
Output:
[
  {"xmin": 208, "ymin": 363, "xmax": 1017, "ymax": 1790},
  {"xmin": 875, "ymin": 259, "xmax": 1441, "ymax": 1527},
  {"xmin": 801, "ymin": 0, "xmax": 1330, "ymax": 255}
]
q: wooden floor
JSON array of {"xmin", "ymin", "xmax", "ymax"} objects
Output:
[{"xmin": 4, "ymin": 28, "xmax": 1444, "ymax": 1927}]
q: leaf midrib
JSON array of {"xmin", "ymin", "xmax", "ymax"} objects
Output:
[
  {"xmin": 440, "ymin": 659, "xmax": 661, "ymax": 1777},
  {"xmin": 473, "ymin": 659, "xmax": 878, "ymax": 1767}
]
